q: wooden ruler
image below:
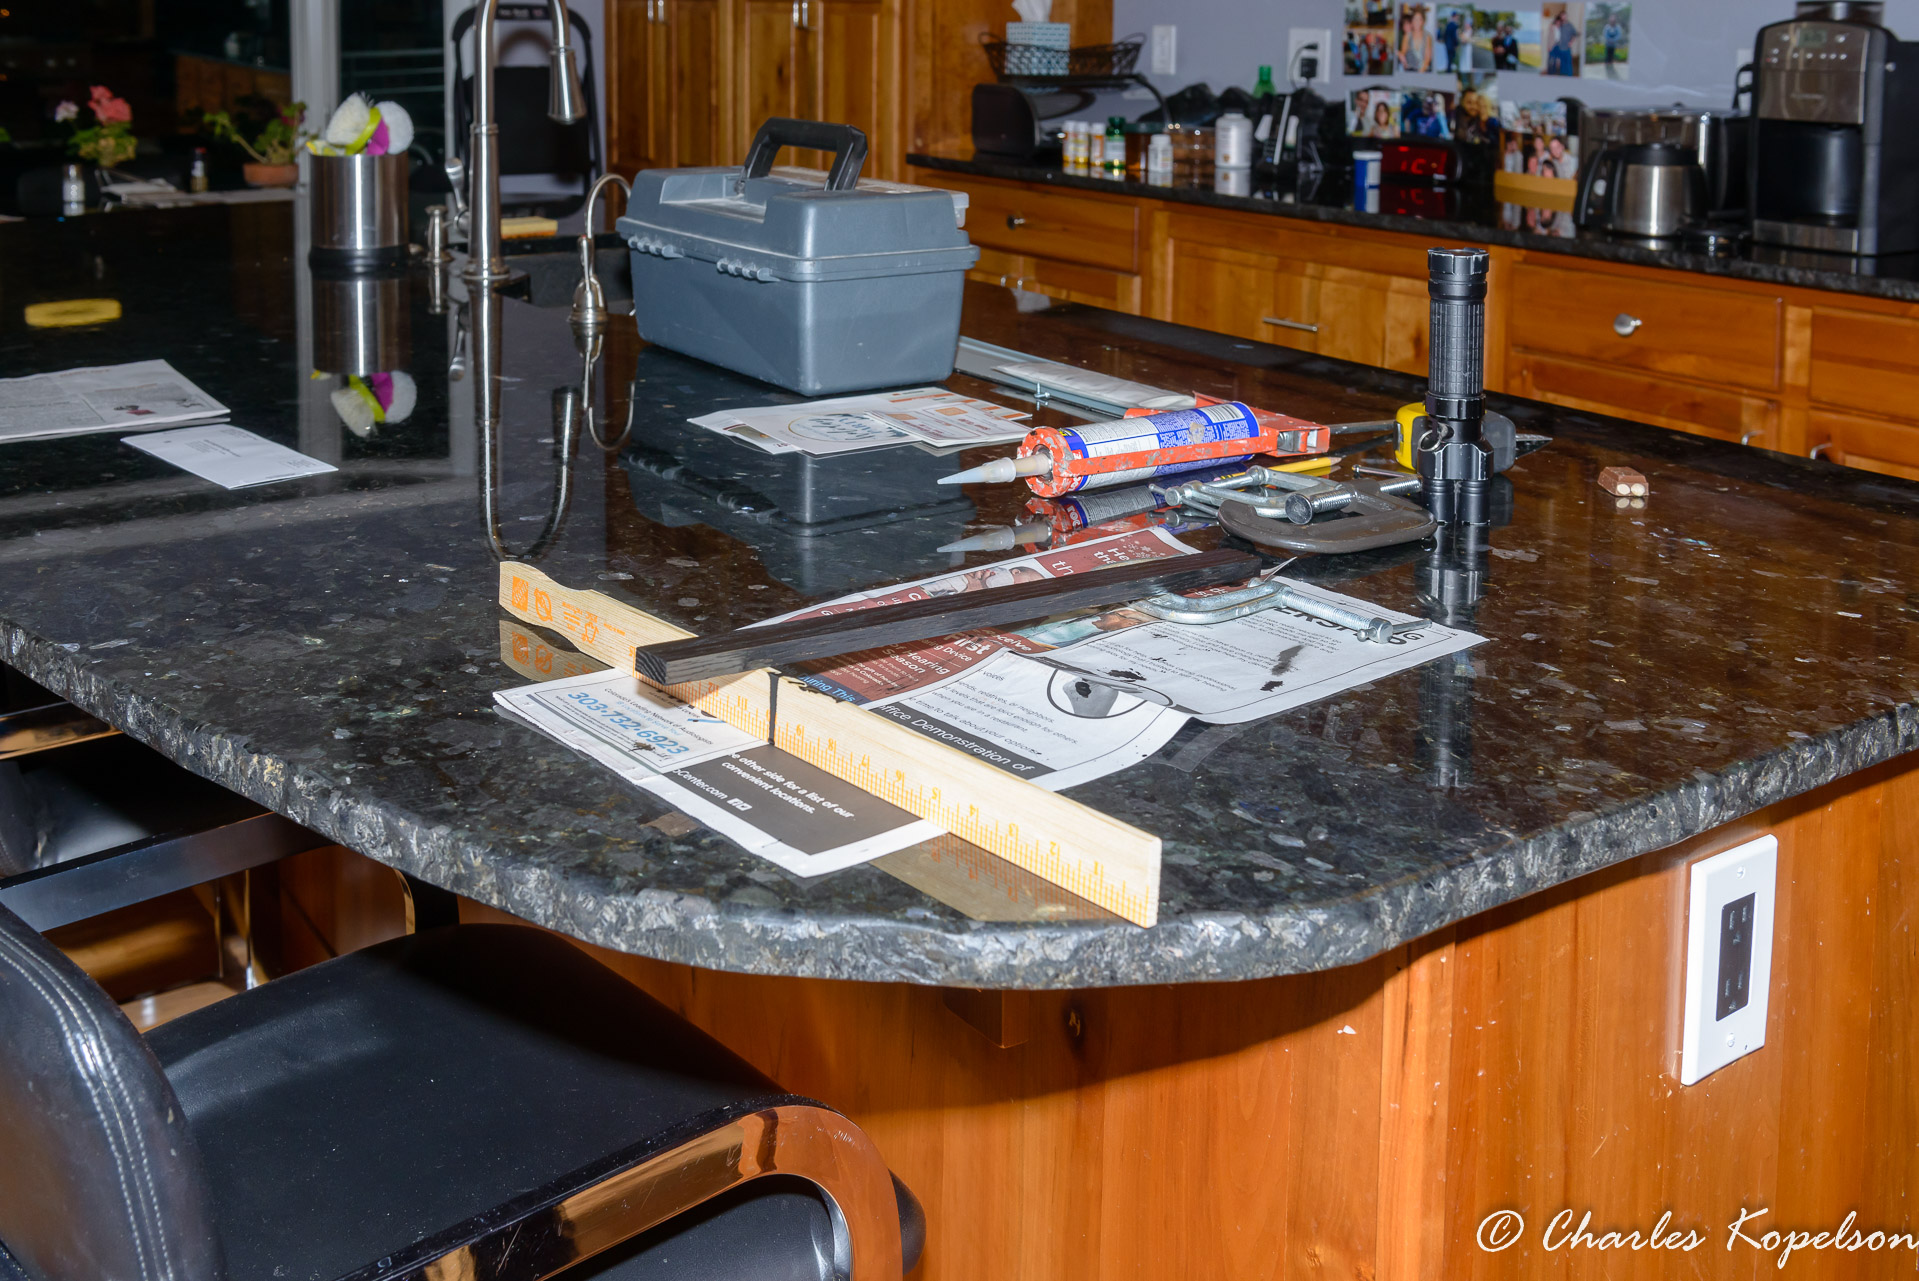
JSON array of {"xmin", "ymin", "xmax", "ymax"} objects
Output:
[{"xmin": 498, "ymin": 562, "xmax": 1162, "ymax": 927}]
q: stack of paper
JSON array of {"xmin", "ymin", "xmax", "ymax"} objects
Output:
[
  {"xmin": 0, "ymin": 360, "xmax": 227, "ymax": 444},
  {"xmin": 687, "ymin": 387, "xmax": 1029, "ymax": 457}
]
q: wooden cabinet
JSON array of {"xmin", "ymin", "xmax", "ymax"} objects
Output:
[
  {"xmin": 1156, "ymin": 209, "xmax": 1430, "ymax": 374},
  {"xmin": 173, "ymin": 54, "xmax": 291, "ymax": 127},
  {"xmin": 1802, "ymin": 306, "xmax": 1919, "ymax": 480},
  {"xmin": 608, "ymin": 0, "xmax": 901, "ymax": 181},
  {"xmin": 608, "ymin": 0, "xmax": 721, "ymax": 174},
  {"xmin": 1509, "ymin": 263, "xmax": 1783, "ymax": 390}
]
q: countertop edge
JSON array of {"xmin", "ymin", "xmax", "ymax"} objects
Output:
[
  {"xmin": 8, "ymin": 615, "xmax": 1917, "ymax": 989},
  {"xmin": 905, "ymin": 154, "xmax": 1919, "ymax": 305}
]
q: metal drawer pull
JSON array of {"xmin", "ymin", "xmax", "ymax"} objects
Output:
[
  {"xmin": 1810, "ymin": 442, "xmax": 1833, "ymax": 459},
  {"xmin": 1006, "ymin": 215, "xmax": 1026, "ymax": 228},
  {"xmin": 1263, "ymin": 316, "xmax": 1319, "ymax": 334},
  {"xmin": 1740, "ymin": 429, "xmax": 1764, "ymax": 445},
  {"xmin": 1613, "ymin": 312, "xmax": 1643, "ymax": 337}
]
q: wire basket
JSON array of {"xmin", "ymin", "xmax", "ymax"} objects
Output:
[{"xmin": 980, "ymin": 33, "xmax": 1146, "ymax": 80}]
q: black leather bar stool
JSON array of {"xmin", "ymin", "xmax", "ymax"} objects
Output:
[{"xmin": 0, "ymin": 907, "xmax": 923, "ymax": 1281}]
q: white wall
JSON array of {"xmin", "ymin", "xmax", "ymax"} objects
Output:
[{"xmin": 1113, "ymin": 0, "xmax": 1919, "ymax": 110}]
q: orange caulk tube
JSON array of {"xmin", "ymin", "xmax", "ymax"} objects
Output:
[{"xmin": 1012, "ymin": 398, "xmax": 1330, "ymax": 498}]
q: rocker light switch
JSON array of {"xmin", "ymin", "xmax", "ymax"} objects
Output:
[{"xmin": 1680, "ymin": 835, "xmax": 1777, "ymax": 1085}]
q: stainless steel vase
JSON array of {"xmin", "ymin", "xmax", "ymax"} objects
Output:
[{"xmin": 309, "ymin": 153, "xmax": 409, "ymax": 268}]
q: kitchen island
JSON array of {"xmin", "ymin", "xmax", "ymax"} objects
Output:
[{"xmin": 4, "ymin": 205, "xmax": 1919, "ymax": 1278}]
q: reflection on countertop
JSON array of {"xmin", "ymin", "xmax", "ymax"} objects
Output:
[
  {"xmin": 2, "ymin": 205, "xmax": 1918, "ymax": 988},
  {"xmin": 906, "ymin": 151, "xmax": 1919, "ymax": 303}
]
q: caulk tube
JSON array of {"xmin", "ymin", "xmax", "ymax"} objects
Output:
[{"xmin": 1020, "ymin": 402, "xmax": 1266, "ymax": 498}]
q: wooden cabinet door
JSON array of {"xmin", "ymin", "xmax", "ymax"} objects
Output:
[
  {"xmin": 738, "ymin": 0, "xmax": 801, "ymax": 161},
  {"xmin": 1166, "ymin": 240, "xmax": 1282, "ymax": 342},
  {"xmin": 607, "ymin": 0, "xmax": 656, "ymax": 173},
  {"xmin": 797, "ymin": 0, "xmax": 887, "ymax": 175},
  {"xmin": 664, "ymin": 0, "xmax": 722, "ymax": 166}
]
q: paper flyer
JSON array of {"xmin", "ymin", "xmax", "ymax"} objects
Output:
[
  {"xmin": 123, "ymin": 424, "xmax": 337, "ymax": 489},
  {"xmin": 689, "ymin": 387, "xmax": 1028, "ymax": 456},
  {"xmin": 495, "ymin": 670, "xmax": 940, "ymax": 877},
  {"xmin": 866, "ymin": 647, "xmax": 1188, "ymax": 790},
  {"xmin": 1032, "ymin": 576, "xmax": 1484, "ymax": 724},
  {"xmin": 0, "ymin": 359, "xmax": 227, "ymax": 444}
]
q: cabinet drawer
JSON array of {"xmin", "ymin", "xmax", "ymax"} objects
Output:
[
  {"xmin": 1509, "ymin": 263, "xmax": 1782, "ymax": 390},
  {"xmin": 971, "ymin": 247, "xmax": 1140, "ymax": 313},
  {"xmin": 1812, "ymin": 409, "xmax": 1919, "ymax": 482},
  {"xmin": 1510, "ymin": 352, "xmax": 1778, "ymax": 445},
  {"xmin": 958, "ymin": 182, "xmax": 1138, "ymax": 273},
  {"xmin": 1809, "ymin": 309, "xmax": 1919, "ymax": 421}
]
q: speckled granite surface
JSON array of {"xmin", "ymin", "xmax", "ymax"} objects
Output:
[
  {"xmin": 908, "ymin": 153, "xmax": 1919, "ymax": 304},
  {"xmin": 1, "ymin": 207, "xmax": 1916, "ymax": 988}
]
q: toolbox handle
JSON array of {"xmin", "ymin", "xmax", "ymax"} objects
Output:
[{"xmin": 739, "ymin": 118, "xmax": 868, "ymax": 191}]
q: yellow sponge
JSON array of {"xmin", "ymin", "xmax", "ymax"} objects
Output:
[
  {"xmin": 499, "ymin": 216, "xmax": 559, "ymax": 239},
  {"xmin": 25, "ymin": 298, "xmax": 122, "ymax": 328}
]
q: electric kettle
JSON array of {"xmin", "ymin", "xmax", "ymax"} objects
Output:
[{"xmin": 1573, "ymin": 142, "xmax": 1709, "ymax": 237}]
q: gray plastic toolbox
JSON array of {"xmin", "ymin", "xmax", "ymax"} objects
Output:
[{"xmin": 617, "ymin": 118, "xmax": 981, "ymax": 396}]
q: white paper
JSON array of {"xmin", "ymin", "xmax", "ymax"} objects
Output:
[
  {"xmin": 867, "ymin": 647, "xmax": 1188, "ymax": 790},
  {"xmin": 494, "ymin": 671, "xmax": 762, "ymax": 778},
  {"xmin": 496, "ymin": 670, "xmax": 939, "ymax": 877},
  {"xmin": 122, "ymin": 424, "xmax": 336, "ymax": 489},
  {"xmin": 1033, "ymin": 577, "xmax": 1484, "ymax": 724},
  {"xmin": 0, "ymin": 360, "xmax": 227, "ymax": 443},
  {"xmin": 690, "ymin": 387, "xmax": 1027, "ymax": 455}
]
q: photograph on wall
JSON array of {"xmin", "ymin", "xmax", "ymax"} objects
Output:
[
  {"xmin": 1453, "ymin": 72, "xmax": 1499, "ymax": 144},
  {"xmin": 1499, "ymin": 99, "xmax": 1579, "ymax": 178},
  {"xmin": 1512, "ymin": 9, "xmax": 1545, "ymax": 70},
  {"xmin": 1400, "ymin": 89, "xmax": 1456, "ymax": 139},
  {"xmin": 1398, "ymin": 2, "xmax": 1437, "ymax": 71},
  {"xmin": 1584, "ymin": 1, "xmax": 1630, "ymax": 78},
  {"xmin": 1345, "ymin": 1, "xmax": 1398, "ymax": 74},
  {"xmin": 1434, "ymin": 4, "xmax": 1476, "ymax": 71},
  {"xmin": 1472, "ymin": 8, "xmax": 1521, "ymax": 69},
  {"xmin": 1540, "ymin": 1, "xmax": 1585, "ymax": 75},
  {"xmin": 1348, "ymin": 86, "xmax": 1403, "ymax": 139}
]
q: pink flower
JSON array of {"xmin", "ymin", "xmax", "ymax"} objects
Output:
[
  {"xmin": 54, "ymin": 101, "xmax": 78, "ymax": 122},
  {"xmin": 88, "ymin": 85, "xmax": 131, "ymax": 125}
]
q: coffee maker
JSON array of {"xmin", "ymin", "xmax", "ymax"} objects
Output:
[{"xmin": 1749, "ymin": 1, "xmax": 1919, "ymax": 255}]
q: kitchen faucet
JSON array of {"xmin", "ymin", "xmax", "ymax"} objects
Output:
[{"xmin": 456, "ymin": 0, "xmax": 586, "ymax": 285}]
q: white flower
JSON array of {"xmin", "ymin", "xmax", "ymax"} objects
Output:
[
  {"xmin": 323, "ymin": 94, "xmax": 373, "ymax": 148},
  {"xmin": 53, "ymin": 101, "xmax": 78, "ymax": 122},
  {"xmin": 375, "ymin": 101, "xmax": 414, "ymax": 155}
]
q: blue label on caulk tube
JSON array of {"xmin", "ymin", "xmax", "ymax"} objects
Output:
[{"xmin": 1056, "ymin": 403, "xmax": 1264, "ymax": 492}]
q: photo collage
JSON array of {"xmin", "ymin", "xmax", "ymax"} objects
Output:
[{"xmin": 1344, "ymin": 0, "xmax": 1629, "ymax": 146}]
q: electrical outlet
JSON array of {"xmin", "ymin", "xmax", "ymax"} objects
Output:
[
  {"xmin": 1680, "ymin": 835, "xmax": 1777, "ymax": 1085},
  {"xmin": 1288, "ymin": 27, "xmax": 1333, "ymax": 87},
  {"xmin": 1150, "ymin": 24, "xmax": 1178, "ymax": 76}
]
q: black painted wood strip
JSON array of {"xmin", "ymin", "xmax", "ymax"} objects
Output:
[{"xmin": 636, "ymin": 549, "xmax": 1262, "ymax": 684}]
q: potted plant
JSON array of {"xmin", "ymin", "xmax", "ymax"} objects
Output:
[
  {"xmin": 204, "ymin": 102, "xmax": 308, "ymax": 187},
  {"xmin": 54, "ymin": 85, "xmax": 138, "ymax": 172}
]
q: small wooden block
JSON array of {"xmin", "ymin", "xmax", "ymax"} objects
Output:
[{"xmin": 1597, "ymin": 466, "xmax": 1649, "ymax": 497}]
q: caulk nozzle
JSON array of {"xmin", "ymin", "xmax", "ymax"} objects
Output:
[
  {"xmin": 938, "ymin": 521, "xmax": 1052, "ymax": 554},
  {"xmin": 936, "ymin": 453, "xmax": 1052, "ymax": 486}
]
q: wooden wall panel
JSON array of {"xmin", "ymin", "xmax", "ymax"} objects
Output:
[{"xmin": 454, "ymin": 751, "xmax": 1919, "ymax": 1280}]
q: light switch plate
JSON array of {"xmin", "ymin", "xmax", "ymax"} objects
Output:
[
  {"xmin": 1288, "ymin": 27, "xmax": 1334, "ymax": 87},
  {"xmin": 1679, "ymin": 834, "xmax": 1777, "ymax": 1085},
  {"xmin": 1150, "ymin": 24, "xmax": 1177, "ymax": 76}
]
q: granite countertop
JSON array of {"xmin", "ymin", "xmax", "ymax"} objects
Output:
[
  {"xmin": 907, "ymin": 151, "xmax": 1919, "ymax": 305},
  {"xmin": 2, "ymin": 206, "xmax": 1917, "ymax": 988}
]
